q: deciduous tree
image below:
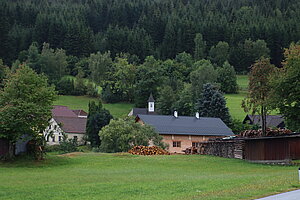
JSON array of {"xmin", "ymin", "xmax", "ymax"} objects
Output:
[
  {"xmin": 216, "ymin": 61, "xmax": 239, "ymax": 94},
  {"xmin": 242, "ymin": 58, "xmax": 276, "ymax": 135},
  {"xmin": 0, "ymin": 65, "xmax": 56, "ymax": 157},
  {"xmin": 190, "ymin": 59, "xmax": 217, "ymax": 100},
  {"xmin": 270, "ymin": 44, "xmax": 300, "ymax": 131},
  {"xmin": 209, "ymin": 41, "xmax": 230, "ymax": 66}
]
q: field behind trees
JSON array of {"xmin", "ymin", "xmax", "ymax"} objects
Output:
[
  {"xmin": 0, "ymin": 153, "xmax": 298, "ymax": 200},
  {"xmin": 54, "ymin": 75, "xmax": 249, "ymax": 120}
]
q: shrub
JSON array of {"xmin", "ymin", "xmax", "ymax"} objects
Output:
[
  {"xmin": 44, "ymin": 144, "xmax": 61, "ymax": 152},
  {"xmin": 44, "ymin": 138, "xmax": 79, "ymax": 153},
  {"xmin": 99, "ymin": 117, "xmax": 165, "ymax": 153},
  {"xmin": 56, "ymin": 78, "xmax": 74, "ymax": 95},
  {"xmin": 59, "ymin": 138, "xmax": 79, "ymax": 153}
]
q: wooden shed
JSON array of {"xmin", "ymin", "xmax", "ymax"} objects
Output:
[{"xmin": 244, "ymin": 134, "xmax": 300, "ymax": 163}]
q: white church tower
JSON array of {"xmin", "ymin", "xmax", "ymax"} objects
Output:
[{"xmin": 148, "ymin": 93, "xmax": 155, "ymax": 113}]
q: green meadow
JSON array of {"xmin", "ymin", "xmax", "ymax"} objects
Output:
[
  {"xmin": 0, "ymin": 153, "xmax": 299, "ymax": 200},
  {"xmin": 54, "ymin": 95, "xmax": 133, "ymax": 118}
]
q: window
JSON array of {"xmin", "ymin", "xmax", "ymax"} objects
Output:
[
  {"xmin": 173, "ymin": 141, "xmax": 181, "ymax": 147},
  {"xmin": 58, "ymin": 136, "xmax": 62, "ymax": 142},
  {"xmin": 52, "ymin": 136, "xmax": 55, "ymax": 142},
  {"xmin": 73, "ymin": 136, "xmax": 78, "ymax": 140},
  {"xmin": 192, "ymin": 142, "xmax": 201, "ymax": 147},
  {"xmin": 54, "ymin": 125, "xmax": 57, "ymax": 129}
]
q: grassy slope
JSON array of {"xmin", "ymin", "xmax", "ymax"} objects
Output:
[
  {"xmin": 54, "ymin": 95, "xmax": 133, "ymax": 118},
  {"xmin": 224, "ymin": 75, "xmax": 248, "ymax": 121},
  {"xmin": 0, "ymin": 153, "xmax": 299, "ymax": 200}
]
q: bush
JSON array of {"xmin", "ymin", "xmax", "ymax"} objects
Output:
[
  {"xmin": 99, "ymin": 117, "xmax": 165, "ymax": 153},
  {"xmin": 73, "ymin": 77, "xmax": 87, "ymax": 96},
  {"xmin": 44, "ymin": 138, "xmax": 79, "ymax": 153},
  {"xmin": 86, "ymin": 82, "xmax": 99, "ymax": 97},
  {"xmin": 101, "ymin": 84, "xmax": 124, "ymax": 103},
  {"xmin": 59, "ymin": 138, "xmax": 79, "ymax": 153},
  {"xmin": 230, "ymin": 119, "xmax": 253, "ymax": 134},
  {"xmin": 56, "ymin": 78, "xmax": 74, "ymax": 95},
  {"xmin": 44, "ymin": 144, "xmax": 61, "ymax": 152}
]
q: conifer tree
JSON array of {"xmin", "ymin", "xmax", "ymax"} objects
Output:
[
  {"xmin": 86, "ymin": 101, "xmax": 113, "ymax": 147},
  {"xmin": 195, "ymin": 83, "xmax": 232, "ymax": 126},
  {"xmin": 194, "ymin": 33, "xmax": 206, "ymax": 61}
]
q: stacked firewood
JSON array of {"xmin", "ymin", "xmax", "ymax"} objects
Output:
[
  {"xmin": 184, "ymin": 146, "xmax": 199, "ymax": 155},
  {"xmin": 239, "ymin": 128, "xmax": 292, "ymax": 138},
  {"xmin": 128, "ymin": 145, "xmax": 170, "ymax": 155}
]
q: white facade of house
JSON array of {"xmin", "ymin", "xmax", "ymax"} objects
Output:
[
  {"xmin": 43, "ymin": 118, "xmax": 64, "ymax": 145},
  {"xmin": 43, "ymin": 118, "xmax": 85, "ymax": 145}
]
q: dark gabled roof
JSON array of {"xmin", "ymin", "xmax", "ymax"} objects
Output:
[
  {"xmin": 148, "ymin": 93, "xmax": 155, "ymax": 102},
  {"xmin": 52, "ymin": 105, "xmax": 77, "ymax": 117},
  {"xmin": 72, "ymin": 109, "xmax": 88, "ymax": 117},
  {"xmin": 137, "ymin": 114, "xmax": 233, "ymax": 136},
  {"xmin": 54, "ymin": 116, "xmax": 87, "ymax": 134},
  {"xmin": 132, "ymin": 108, "xmax": 148, "ymax": 115},
  {"xmin": 243, "ymin": 115, "xmax": 285, "ymax": 128},
  {"xmin": 129, "ymin": 108, "xmax": 157, "ymax": 116}
]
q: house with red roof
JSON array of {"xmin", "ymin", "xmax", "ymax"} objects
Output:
[{"xmin": 43, "ymin": 106, "xmax": 88, "ymax": 145}]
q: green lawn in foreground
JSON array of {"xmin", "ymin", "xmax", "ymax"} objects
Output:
[
  {"xmin": 0, "ymin": 153, "xmax": 298, "ymax": 200},
  {"xmin": 54, "ymin": 95, "xmax": 133, "ymax": 118}
]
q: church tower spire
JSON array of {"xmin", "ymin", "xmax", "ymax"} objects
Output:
[{"xmin": 147, "ymin": 93, "xmax": 155, "ymax": 113}]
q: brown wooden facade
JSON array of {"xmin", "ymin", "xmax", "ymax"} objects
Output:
[{"xmin": 244, "ymin": 135, "xmax": 300, "ymax": 162}]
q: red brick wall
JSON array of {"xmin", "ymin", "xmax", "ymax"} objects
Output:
[{"xmin": 161, "ymin": 134, "xmax": 220, "ymax": 153}]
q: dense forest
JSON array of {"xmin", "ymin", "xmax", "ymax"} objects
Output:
[{"xmin": 1, "ymin": 0, "xmax": 300, "ymax": 71}]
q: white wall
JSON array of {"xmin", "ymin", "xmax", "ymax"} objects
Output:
[{"xmin": 43, "ymin": 118, "xmax": 85, "ymax": 145}]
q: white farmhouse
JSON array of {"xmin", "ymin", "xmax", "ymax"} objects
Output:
[{"xmin": 44, "ymin": 106, "xmax": 87, "ymax": 145}]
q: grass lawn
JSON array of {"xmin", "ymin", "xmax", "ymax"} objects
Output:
[
  {"xmin": 225, "ymin": 92, "xmax": 248, "ymax": 121},
  {"xmin": 237, "ymin": 75, "xmax": 249, "ymax": 92},
  {"xmin": 0, "ymin": 153, "xmax": 299, "ymax": 200},
  {"xmin": 54, "ymin": 95, "xmax": 133, "ymax": 118}
]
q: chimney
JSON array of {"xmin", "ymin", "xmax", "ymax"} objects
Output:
[
  {"xmin": 174, "ymin": 111, "xmax": 178, "ymax": 118},
  {"xmin": 196, "ymin": 112, "xmax": 200, "ymax": 119}
]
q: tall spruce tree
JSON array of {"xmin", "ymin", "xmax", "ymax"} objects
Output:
[
  {"xmin": 86, "ymin": 101, "xmax": 113, "ymax": 147},
  {"xmin": 194, "ymin": 33, "xmax": 206, "ymax": 61},
  {"xmin": 195, "ymin": 83, "xmax": 232, "ymax": 126}
]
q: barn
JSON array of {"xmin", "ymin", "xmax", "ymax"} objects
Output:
[
  {"xmin": 244, "ymin": 134, "xmax": 300, "ymax": 163},
  {"xmin": 136, "ymin": 112, "xmax": 234, "ymax": 153}
]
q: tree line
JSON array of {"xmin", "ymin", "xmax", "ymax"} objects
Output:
[
  {"xmin": 1, "ymin": 0, "xmax": 300, "ymax": 71},
  {"xmin": 3, "ymin": 42, "xmax": 239, "ymax": 117}
]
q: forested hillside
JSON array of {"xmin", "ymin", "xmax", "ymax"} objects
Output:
[{"xmin": 1, "ymin": 0, "xmax": 300, "ymax": 70}]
